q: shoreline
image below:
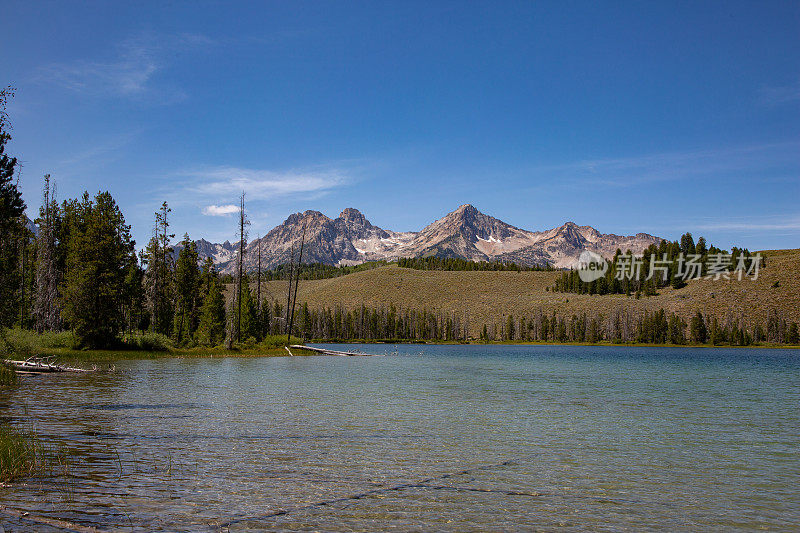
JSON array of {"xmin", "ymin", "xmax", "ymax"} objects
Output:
[
  {"xmin": 311, "ymin": 339, "xmax": 800, "ymax": 350},
  {"xmin": 6, "ymin": 340, "xmax": 796, "ymax": 363}
]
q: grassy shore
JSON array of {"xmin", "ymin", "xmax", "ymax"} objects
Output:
[
  {"xmin": 0, "ymin": 328, "xmax": 306, "ymax": 362},
  {"xmin": 2, "ymin": 328, "xmax": 797, "ymax": 363}
]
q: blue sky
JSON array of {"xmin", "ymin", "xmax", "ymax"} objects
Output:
[{"xmin": 2, "ymin": 1, "xmax": 799, "ymax": 250}]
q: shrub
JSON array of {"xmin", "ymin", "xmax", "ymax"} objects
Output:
[
  {"xmin": 258, "ymin": 335, "xmax": 301, "ymax": 349},
  {"xmin": 121, "ymin": 332, "xmax": 173, "ymax": 352},
  {"xmin": 0, "ymin": 328, "xmax": 77, "ymax": 357}
]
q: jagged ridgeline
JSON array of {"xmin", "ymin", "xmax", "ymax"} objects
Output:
[{"xmin": 181, "ymin": 204, "xmax": 662, "ymax": 274}]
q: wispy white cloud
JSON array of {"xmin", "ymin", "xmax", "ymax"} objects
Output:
[
  {"xmin": 56, "ymin": 131, "xmax": 140, "ymax": 172},
  {"xmin": 202, "ymin": 204, "xmax": 239, "ymax": 216},
  {"xmin": 181, "ymin": 166, "xmax": 350, "ymax": 201},
  {"xmin": 527, "ymin": 141, "xmax": 800, "ymax": 188},
  {"xmin": 696, "ymin": 214, "xmax": 800, "ymax": 232},
  {"xmin": 36, "ymin": 33, "xmax": 211, "ymax": 101},
  {"xmin": 760, "ymin": 79, "xmax": 800, "ymax": 106}
]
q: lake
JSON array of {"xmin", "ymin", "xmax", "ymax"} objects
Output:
[{"xmin": 1, "ymin": 344, "xmax": 798, "ymax": 531}]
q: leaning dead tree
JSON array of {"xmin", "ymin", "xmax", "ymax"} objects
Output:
[
  {"xmin": 33, "ymin": 174, "xmax": 60, "ymax": 332},
  {"xmin": 285, "ymin": 243, "xmax": 294, "ymax": 334},
  {"xmin": 256, "ymin": 233, "xmax": 262, "ymax": 321},
  {"xmin": 287, "ymin": 222, "xmax": 307, "ymax": 343}
]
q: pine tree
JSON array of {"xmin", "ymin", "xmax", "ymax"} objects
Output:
[
  {"xmin": 696, "ymin": 236, "xmax": 707, "ymax": 256},
  {"xmin": 197, "ymin": 269, "xmax": 226, "ymax": 346},
  {"xmin": 690, "ymin": 311, "xmax": 707, "ymax": 344},
  {"xmin": 679, "ymin": 232, "xmax": 696, "ymax": 255},
  {"xmin": 173, "ymin": 234, "xmax": 200, "ymax": 344},
  {"xmin": 61, "ymin": 191, "xmax": 135, "ymax": 347},
  {"xmin": 122, "ymin": 260, "xmax": 145, "ymax": 335},
  {"xmin": 0, "ymin": 86, "xmax": 26, "ymax": 327},
  {"xmin": 788, "ymin": 322, "xmax": 799, "ymax": 345},
  {"xmin": 236, "ymin": 280, "xmax": 256, "ymax": 342},
  {"xmin": 668, "ymin": 314, "xmax": 686, "ymax": 344},
  {"xmin": 143, "ymin": 202, "xmax": 174, "ymax": 335}
]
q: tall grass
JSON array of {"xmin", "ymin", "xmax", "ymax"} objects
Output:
[
  {"xmin": 0, "ymin": 327, "xmax": 175, "ymax": 356},
  {"xmin": 0, "ymin": 363, "xmax": 18, "ymax": 386},
  {"xmin": 0, "ymin": 425, "xmax": 69, "ymax": 483}
]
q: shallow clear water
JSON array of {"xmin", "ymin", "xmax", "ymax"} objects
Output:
[{"xmin": 1, "ymin": 345, "xmax": 798, "ymax": 531}]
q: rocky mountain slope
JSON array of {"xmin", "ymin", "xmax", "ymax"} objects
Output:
[{"xmin": 195, "ymin": 204, "xmax": 661, "ymax": 273}]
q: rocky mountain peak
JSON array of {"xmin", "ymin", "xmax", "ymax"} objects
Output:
[
  {"xmin": 339, "ymin": 207, "xmax": 366, "ymax": 223},
  {"xmin": 436, "ymin": 204, "xmax": 487, "ymax": 227},
  {"xmin": 283, "ymin": 210, "xmax": 330, "ymax": 227},
  {"xmin": 454, "ymin": 203, "xmax": 478, "ymax": 215},
  {"xmin": 554, "ymin": 222, "xmax": 589, "ymax": 247},
  {"xmin": 335, "ymin": 207, "xmax": 387, "ymax": 241}
]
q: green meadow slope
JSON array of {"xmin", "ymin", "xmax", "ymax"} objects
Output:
[{"xmin": 254, "ymin": 249, "xmax": 800, "ymax": 335}]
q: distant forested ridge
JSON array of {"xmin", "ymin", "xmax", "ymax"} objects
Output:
[
  {"xmin": 215, "ymin": 256, "xmax": 549, "ymax": 284},
  {"xmin": 397, "ymin": 256, "xmax": 552, "ymax": 272},
  {"xmin": 553, "ymin": 235, "xmax": 763, "ymax": 297},
  {"xmin": 220, "ymin": 261, "xmax": 389, "ymax": 283}
]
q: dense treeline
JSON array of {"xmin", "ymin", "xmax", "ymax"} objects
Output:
[
  {"xmin": 553, "ymin": 233, "xmax": 763, "ymax": 297},
  {"xmin": 2, "ymin": 184, "xmax": 270, "ymax": 348},
  {"xmin": 471, "ymin": 307, "xmax": 796, "ymax": 346},
  {"xmin": 6, "ymin": 180, "xmax": 149, "ymax": 348},
  {"xmin": 292, "ymin": 303, "xmax": 799, "ymax": 346},
  {"xmin": 397, "ymin": 256, "xmax": 552, "ymax": 271},
  {"xmin": 293, "ymin": 303, "xmax": 468, "ymax": 341},
  {"xmin": 0, "ymin": 87, "xmax": 27, "ymax": 329},
  {"xmin": 218, "ymin": 255, "xmax": 552, "ymax": 284},
  {"xmin": 220, "ymin": 260, "xmax": 389, "ymax": 283}
]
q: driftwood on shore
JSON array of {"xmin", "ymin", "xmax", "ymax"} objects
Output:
[
  {"xmin": 2, "ymin": 356, "xmax": 94, "ymax": 374},
  {"xmin": 288, "ymin": 345, "xmax": 384, "ymax": 357}
]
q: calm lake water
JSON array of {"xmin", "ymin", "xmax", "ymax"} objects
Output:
[{"xmin": 1, "ymin": 345, "xmax": 798, "ymax": 531}]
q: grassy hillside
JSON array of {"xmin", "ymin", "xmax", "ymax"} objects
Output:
[{"xmin": 256, "ymin": 249, "xmax": 800, "ymax": 335}]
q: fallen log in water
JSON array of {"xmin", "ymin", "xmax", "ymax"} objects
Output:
[
  {"xmin": 288, "ymin": 345, "xmax": 384, "ymax": 357},
  {"xmin": 3, "ymin": 356, "xmax": 93, "ymax": 374}
]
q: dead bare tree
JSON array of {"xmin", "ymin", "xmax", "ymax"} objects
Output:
[
  {"xmin": 233, "ymin": 192, "xmax": 249, "ymax": 343},
  {"xmin": 256, "ymin": 233, "xmax": 262, "ymax": 333},
  {"xmin": 33, "ymin": 174, "xmax": 60, "ymax": 331},
  {"xmin": 287, "ymin": 221, "xmax": 307, "ymax": 343},
  {"xmin": 285, "ymin": 243, "xmax": 294, "ymax": 335}
]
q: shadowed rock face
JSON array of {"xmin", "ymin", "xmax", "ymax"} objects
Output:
[{"xmin": 192, "ymin": 204, "xmax": 661, "ymax": 273}]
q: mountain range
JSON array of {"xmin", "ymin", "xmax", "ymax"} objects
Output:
[{"xmin": 191, "ymin": 204, "xmax": 661, "ymax": 273}]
